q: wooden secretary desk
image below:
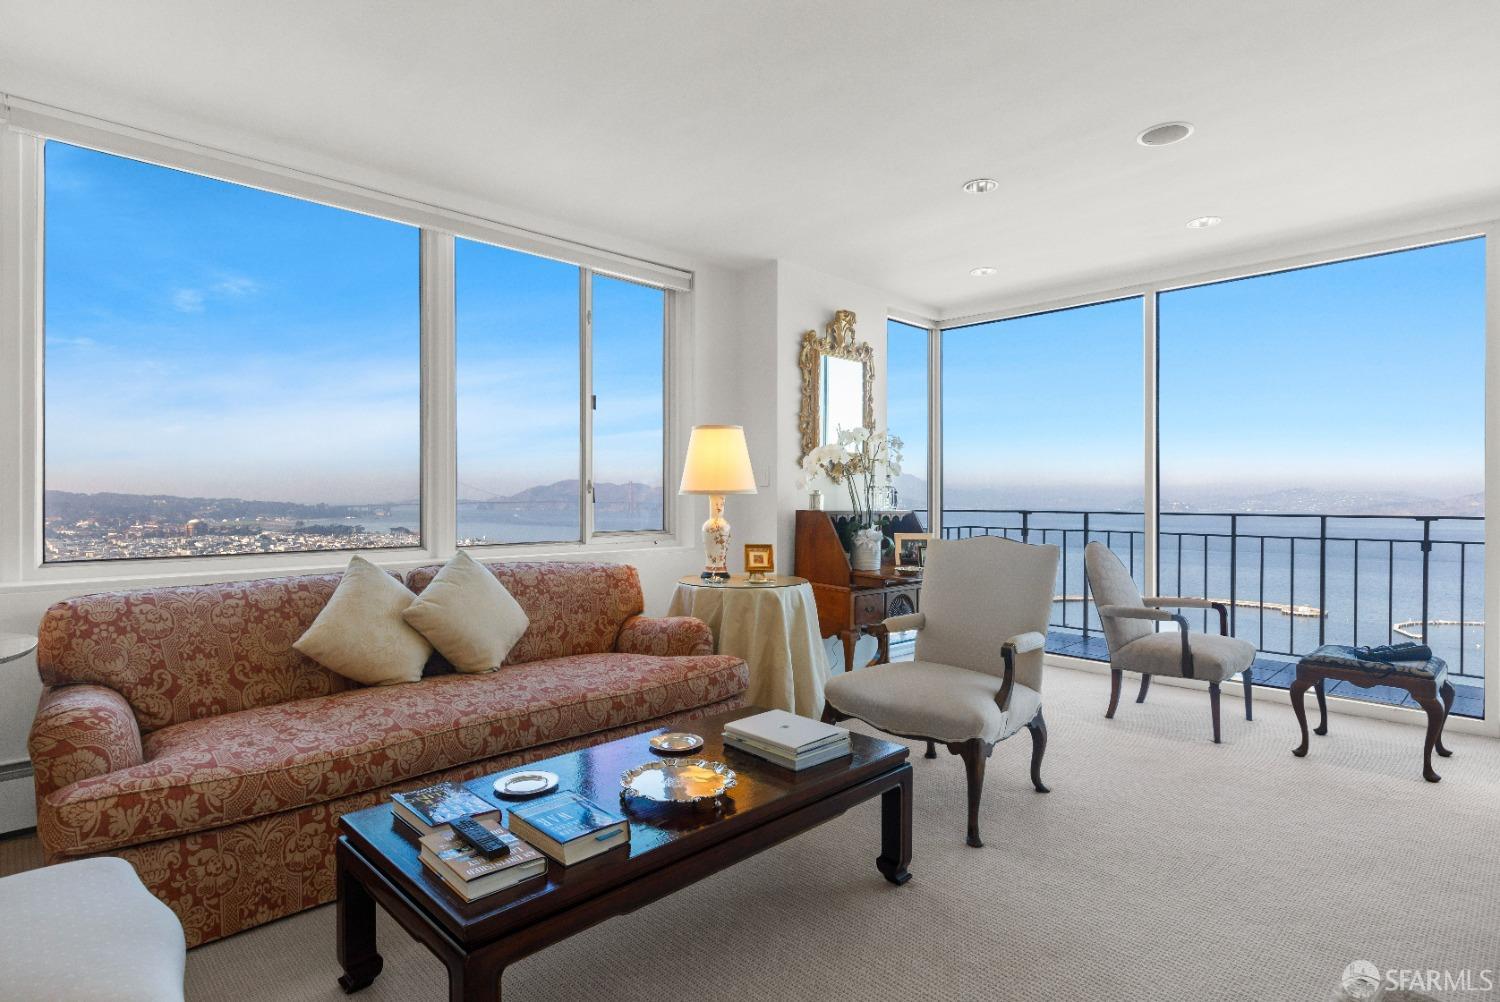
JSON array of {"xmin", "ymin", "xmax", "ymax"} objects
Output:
[{"xmin": 794, "ymin": 510, "xmax": 925, "ymax": 673}]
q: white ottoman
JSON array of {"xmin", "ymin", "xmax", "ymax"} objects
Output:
[{"xmin": 0, "ymin": 857, "xmax": 186, "ymax": 1002}]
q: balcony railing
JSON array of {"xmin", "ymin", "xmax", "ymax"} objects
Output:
[{"xmin": 914, "ymin": 508, "xmax": 1485, "ymax": 719}]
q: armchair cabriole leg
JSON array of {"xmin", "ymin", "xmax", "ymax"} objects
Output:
[
  {"xmin": 1025, "ymin": 709, "xmax": 1049, "ymax": 793},
  {"xmin": 1106, "ymin": 668, "xmax": 1123, "ymax": 718},
  {"xmin": 924, "ymin": 740, "xmax": 937, "ymax": 759},
  {"xmin": 950, "ymin": 739, "xmax": 991, "ymax": 848},
  {"xmin": 1242, "ymin": 668, "xmax": 1254, "ymax": 721},
  {"xmin": 1136, "ymin": 674, "xmax": 1152, "ymax": 704},
  {"xmin": 1209, "ymin": 682, "xmax": 1222, "ymax": 744}
]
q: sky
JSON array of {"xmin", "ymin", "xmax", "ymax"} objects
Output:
[
  {"xmin": 44, "ymin": 141, "xmax": 665, "ymax": 505},
  {"xmin": 930, "ymin": 237, "xmax": 1485, "ymax": 509}
]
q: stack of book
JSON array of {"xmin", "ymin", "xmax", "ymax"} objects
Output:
[
  {"xmin": 418, "ymin": 818, "xmax": 546, "ymax": 902},
  {"xmin": 723, "ymin": 709, "xmax": 851, "ymax": 770},
  {"xmin": 507, "ymin": 791, "xmax": 631, "ymax": 864}
]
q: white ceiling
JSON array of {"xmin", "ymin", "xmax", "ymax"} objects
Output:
[{"xmin": 2, "ymin": 0, "xmax": 1498, "ymax": 316}]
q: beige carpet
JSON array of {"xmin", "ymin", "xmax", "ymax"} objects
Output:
[{"xmin": 5, "ymin": 666, "xmax": 1498, "ymax": 1001}]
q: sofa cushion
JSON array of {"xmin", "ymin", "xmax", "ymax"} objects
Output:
[
  {"xmin": 402, "ymin": 551, "xmax": 529, "ymax": 673},
  {"xmin": 38, "ymin": 651, "xmax": 748, "ymax": 857},
  {"xmin": 294, "ymin": 556, "xmax": 432, "ymax": 686},
  {"xmin": 37, "ymin": 574, "xmax": 356, "ymax": 733},
  {"xmin": 405, "ymin": 561, "xmax": 644, "ymax": 665}
]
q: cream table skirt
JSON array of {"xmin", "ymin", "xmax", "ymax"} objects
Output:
[{"xmin": 668, "ymin": 575, "xmax": 828, "ymax": 717}]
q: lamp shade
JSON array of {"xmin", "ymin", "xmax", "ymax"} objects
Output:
[{"xmin": 678, "ymin": 425, "xmax": 757, "ymax": 495}]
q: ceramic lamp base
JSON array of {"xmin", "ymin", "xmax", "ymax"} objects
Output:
[{"xmin": 701, "ymin": 493, "xmax": 731, "ymax": 580}]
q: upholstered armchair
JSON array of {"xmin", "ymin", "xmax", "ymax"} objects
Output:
[
  {"xmin": 1083, "ymin": 541, "xmax": 1256, "ymax": 743},
  {"xmin": 822, "ymin": 535, "xmax": 1059, "ymax": 848}
]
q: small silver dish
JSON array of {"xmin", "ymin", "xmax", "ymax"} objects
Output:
[
  {"xmin": 649, "ymin": 732, "xmax": 705, "ymax": 755},
  {"xmin": 492, "ymin": 770, "xmax": 559, "ymax": 799},
  {"xmin": 621, "ymin": 759, "xmax": 736, "ymax": 804}
]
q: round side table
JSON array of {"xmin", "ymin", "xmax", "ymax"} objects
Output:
[{"xmin": 668, "ymin": 575, "xmax": 826, "ymax": 718}]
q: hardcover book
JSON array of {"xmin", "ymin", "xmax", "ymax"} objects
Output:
[
  {"xmin": 507, "ymin": 792, "xmax": 630, "ymax": 865},
  {"xmin": 419, "ymin": 819, "xmax": 544, "ymax": 882},
  {"xmin": 724, "ymin": 709, "xmax": 850, "ymax": 756},
  {"xmin": 390, "ymin": 782, "xmax": 498, "ymax": 835},
  {"xmin": 723, "ymin": 732, "xmax": 851, "ymax": 771}
]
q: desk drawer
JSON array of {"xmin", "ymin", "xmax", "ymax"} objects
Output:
[{"xmin": 852, "ymin": 592, "xmax": 885, "ymax": 625}]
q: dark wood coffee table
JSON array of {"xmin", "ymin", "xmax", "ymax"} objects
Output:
[{"xmin": 335, "ymin": 708, "xmax": 913, "ymax": 1001}]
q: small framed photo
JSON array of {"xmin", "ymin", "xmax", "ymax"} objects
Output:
[
  {"xmin": 894, "ymin": 532, "xmax": 934, "ymax": 569},
  {"xmin": 743, "ymin": 543, "xmax": 775, "ymax": 582}
]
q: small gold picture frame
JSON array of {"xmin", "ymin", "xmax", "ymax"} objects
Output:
[
  {"xmin": 743, "ymin": 543, "xmax": 775, "ymax": 583},
  {"xmin": 893, "ymin": 532, "xmax": 934, "ymax": 569}
]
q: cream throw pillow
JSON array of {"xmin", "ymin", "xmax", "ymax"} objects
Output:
[
  {"xmin": 402, "ymin": 550, "xmax": 530, "ymax": 673},
  {"xmin": 294, "ymin": 555, "xmax": 432, "ymax": 686}
]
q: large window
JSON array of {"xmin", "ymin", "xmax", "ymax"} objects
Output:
[
  {"xmin": 39, "ymin": 140, "xmax": 675, "ymax": 565},
  {"xmin": 454, "ymin": 241, "xmax": 671, "ymax": 545},
  {"xmin": 886, "ymin": 319, "xmax": 929, "ymax": 524},
  {"xmin": 42, "ymin": 142, "xmax": 421, "ymax": 562},
  {"xmin": 941, "ymin": 298, "xmax": 1144, "ymax": 658},
  {"xmin": 455, "ymin": 239, "xmax": 582, "ymax": 545},
  {"xmin": 1159, "ymin": 238, "xmax": 1486, "ymax": 716},
  {"xmin": 591, "ymin": 275, "xmax": 666, "ymax": 532}
]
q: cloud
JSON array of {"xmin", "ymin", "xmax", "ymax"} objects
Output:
[
  {"xmin": 171, "ymin": 288, "xmax": 205, "ymax": 313},
  {"xmin": 170, "ymin": 274, "xmax": 259, "ymax": 314},
  {"xmin": 212, "ymin": 275, "xmax": 259, "ymax": 297}
]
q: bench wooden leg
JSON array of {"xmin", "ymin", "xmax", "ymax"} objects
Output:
[
  {"xmin": 1290, "ymin": 676, "xmax": 1313, "ymax": 758},
  {"xmin": 1436, "ymin": 681, "xmax": 1455, "ymax": 758},
  {"xmin": 1417, "ymin": 694, "xmax": 1446, "ymax": 783}
]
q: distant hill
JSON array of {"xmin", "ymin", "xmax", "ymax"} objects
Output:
[{"xmin": 45, "ymin": 490, "xmax": 370, "ymax": 523}]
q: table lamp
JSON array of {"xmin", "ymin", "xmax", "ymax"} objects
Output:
[{"xmin": 679, "ymin": 424, "xmax": 757, "ymax": 581}]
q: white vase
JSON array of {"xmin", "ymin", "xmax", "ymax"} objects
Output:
[{"xmin": 850, "ymin": 526, "xmax": 883, "ymax": 572}]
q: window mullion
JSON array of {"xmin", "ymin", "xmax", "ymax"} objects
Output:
[
  {"xmin": 422, "ymin": 229, "xmax": 457, "ymax": 559},
  {"xmin": 579, "ymin": 269, "xmax": 595, "ymax": 543}
]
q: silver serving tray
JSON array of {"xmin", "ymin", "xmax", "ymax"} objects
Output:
[
  {"xmin": 620, "ymin": 759, "xmax": 736, "ymax": 804},
  {"xmin": 649, "ymin": 732, "xmax": 705, "ymax": 755}
]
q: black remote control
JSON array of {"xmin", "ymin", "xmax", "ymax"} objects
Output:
[{"xmin": 450, "ymin": 815, "xmax": 510, "ymax": 857}]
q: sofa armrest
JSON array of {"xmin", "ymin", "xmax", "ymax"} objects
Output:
[
  {"xmin": 615, "ymin": 615, "xmax": 716, "ymax": 657},
  {"xmin": 28, "ymin": 686, "xmax": 143, "ymax": 801}
]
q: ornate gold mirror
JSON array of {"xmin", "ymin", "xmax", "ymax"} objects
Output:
[{"xmin": 798, "ymin": 309, "xmax": 875, "ymax": 462}]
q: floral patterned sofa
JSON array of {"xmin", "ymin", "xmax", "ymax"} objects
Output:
[{"xmin": 28, "ymin": 561, "xmax": 747, "ymax": 946}]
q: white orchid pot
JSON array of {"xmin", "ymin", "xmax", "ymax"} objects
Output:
[{"xmin": 850, "ymin": 526, "xmax": 883, "ymax": 572}]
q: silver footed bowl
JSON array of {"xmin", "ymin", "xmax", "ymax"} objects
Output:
[{"xmin": 620, "ymin": 759, "xmax": 737, "ymax": 804}]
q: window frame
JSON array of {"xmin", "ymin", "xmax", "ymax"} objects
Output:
[
  {"xmin": 926, "ymin": 226, "xmax": 1499, "ymax": 737},
  {"xmin": 0, "ymin": 102, "xmax": 689, "ymax": 586}
]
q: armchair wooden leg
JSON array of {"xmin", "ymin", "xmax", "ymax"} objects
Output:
[
  {"xmin": 1025, "ymin": 709, "xmax": 1049, "ymax": 794},
  {"xmin": 1242, "ymin": 668, "xmax": 1254, "ymax": 721},
  {"xmin": 949, "ymin": 739, "xmax": 991, "ymax": 848},
  {"xmin": 923, "ymin": 740, "xmax": 937, "ymax": 759},
  {"xmin": 821, "ymin": 702, "xmax": 844, "ymax": 725},
  {"xmin": 1105, "ymin": 668, "xmax": 1123, "ymax": 718},
  {"xmin": 1209, "ymin": 682, "xmax": 1222, "ymax": 744},
  {"xmin": 1135, "ymin": 674, "xmax": 1152, "ymax": 704}
]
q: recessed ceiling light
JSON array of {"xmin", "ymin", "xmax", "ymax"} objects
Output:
[
  {"xmin": 1137, "ymin": 122, "xmax": 1194, "ymax": 147},
  {"xmin": 962, "ymin": 178, "xmax": 999, "ymax": 194},
  {"xmin": 970, "ymin": 266, "xmax": 998, "ymax": 277},
  {"xmin": 1186, "ymin": 215, "xmax": 1222, "ymax": 229}
]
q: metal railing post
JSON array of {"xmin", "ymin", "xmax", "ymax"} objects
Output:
[
  {"xmin": 1020, "ymin": 510, "xmax": 1030, "ymax": 543},
  {"xmin": 1228, "ymin": 514, "xmax": 1238, "ymax": 637},
  {"xmin": 1420, "ymin": 517, "xmax": 1432, "ymax": 645},
  {"xmin": 1318, "ymin": 515, "xmax": 1327, "ymax": 646},
  {"xmin": 1082, "ymin": 512, "xmax": 1091, "ymax": 640}
]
